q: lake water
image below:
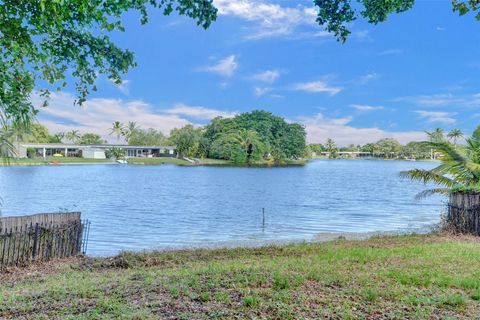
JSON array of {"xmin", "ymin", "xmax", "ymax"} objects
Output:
[{"xmin": 0, "ymin": 159, "xmax": 444, "ymax": 256}]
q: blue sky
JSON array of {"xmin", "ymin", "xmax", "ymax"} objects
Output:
[{"xmin": 38, "ymin": 0, "xmax": 480, "ymax": 145}]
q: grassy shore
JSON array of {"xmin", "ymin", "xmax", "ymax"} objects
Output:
[
  {"xmin": 128, "ymin": 157, "xmax": 308, "ymax": 167},
  {"xmin": 1, "ymin": 234, "xmax": 479, "ymax": 319},
  {"xmin": 127, "ymin": 157, "xmax": 231, "ymax": 166},
  {"xmin": 3, "ymin": 157, "xmax": 113, "ymax": 165},
  {"xmin": 4, "ymin": 157, "xmax": 307, "ymax": 167}
]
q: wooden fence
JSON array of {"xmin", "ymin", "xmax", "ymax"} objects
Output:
[{"xmin": 0, "ymin": 212, "xmax": 90, "ymax": 270}]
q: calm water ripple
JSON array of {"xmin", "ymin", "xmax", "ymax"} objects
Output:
[{"xmin": 0, "ymin": 159, "xmax": 444, "ymax": 256}]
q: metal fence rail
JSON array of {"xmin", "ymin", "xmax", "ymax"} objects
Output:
[{"xmin": 0, "ymin": 212, "xmax": 90, "ymax": 270}]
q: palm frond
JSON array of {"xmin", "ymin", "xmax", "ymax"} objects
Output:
[
  {"xmin": 428, "ymin": 141, "xmax": 466, "ymax": 163},
  {"xmin": 399, "ymin": 169, "xmax": 456, "ymax": 188},
  {"xmin": 414, "ymin": 188, "xmax": 450, "ymax": 200}
]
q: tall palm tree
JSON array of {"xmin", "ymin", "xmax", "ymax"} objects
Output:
[
  {"xmin": 229, "ymin": 129, "xmax": 263, "ymax": 164},
  {"xmin": 109, "ymin": 121, "xmax": 125, "ymax": 142},
  {"xmin": 51, "ymin": 132, "xmax": 65, "ymax": 143},
  {"xmin": 325, "ymin": 138, "xmax": 338, "ymax": 158},
  {"xmin": 447, "ymin": 128, "xmax": 464, "ymax": 148},
  {"xmin": 428, "ymin": 128, "xmax": 445, "ymax": 142},
  {"xmin": 65, "ymin": 130, "xmax": 81, "ymax": 144}
]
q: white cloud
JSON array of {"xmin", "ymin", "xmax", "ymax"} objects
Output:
[
  {"xmin": 293, "ymin": 81, "xmax": 342, "ymax": 96},
  {"xmin": 352, "ymin": 30, "xmax": 371, "ymax": 41},
  {"xmin": 254, "ymin": 87, "xmax": 272, "ymax": 97},
  {"xmin": 409, "ymin": 94, "xmax": 458, "ymax": 107},
  {"xmin": 251, "ymin": 69, "xmax": 280, "ymax": 83},
  {"xmin": 199, "ymin": 55, "xmax": 238, "ymax": 77},
  {"xmin": 351, "ymin": 104, "xmax": 384, "ymax": 112},
  {"xmin": 165, "ymin": 104, "xmax": 237, "ymax": 119},
  {"xmin": 298, "ymin": 113, "xmax": 426, "ymax": 145},
  {"xmin": 378, "ymin": 49, "xmax": 403, "ymax": 56},
  {"xmin": 415, "ymin": 110, "xmax": 456, "ymax": 125},
  {"xmin": 398, "ymin": 93, "xmax": 480, "ymax": 108},
  {"xmin": 33, "ymin": 92, "xmax": 235, "ymax": 143},
  {"xmin": 355, "ymin": 72, "xmax": 379, "ymax": 85},
  {"xmin": 436, "ymin": 26, "xmax": 446, "ymax": 31},
  {"xmin": 213, "ymin": 0, "xmax": 318, "ymax": 39}
]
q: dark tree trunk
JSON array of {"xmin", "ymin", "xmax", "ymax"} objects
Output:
[{"xmin": 448, "ymin": 192, "xmax": 480, "ymax": 235}]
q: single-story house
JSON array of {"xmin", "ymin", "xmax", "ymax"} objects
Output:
[{"xmin": 15, "ymin": 143, "xmax": 177, "ymax": 159}]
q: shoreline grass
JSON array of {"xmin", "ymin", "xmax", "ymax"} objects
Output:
[
  {"xmin": 3, "ymin": 157, "xmax": 308, "ymax": 167},
  {"xmin": 1, "ymin": 157, "xmax": 113, "ymax": 166},
  {"xmin": 1, "ymin": 234, "xmax": 479, "ymax": 319}
]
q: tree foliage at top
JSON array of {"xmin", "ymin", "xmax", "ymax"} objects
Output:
[
  {"xmin": 314, "ymin": 0, "xmax": 478, "ymax": 42},
  {"xmin": 0, "ymin": 0, "xmax": 217, "ymax": 125}
]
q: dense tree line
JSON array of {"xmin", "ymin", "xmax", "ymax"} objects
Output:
[
  {"xmin": 309, "ymin": 128, "xmax": 464, "ymax": 160},
  {"xmin": 13, "ymin": 118, "xmax": 466, "ymax": 163}
]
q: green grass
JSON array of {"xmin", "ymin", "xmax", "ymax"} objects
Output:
[
  {"xmin": 4, "ymin": 157, "xmax": 307, "ymax": 167},
  {"xmin": 3, "ymin": 157, "xmax": 112, "ymax": 165},
  {"xmin": 126, "ymin": 157, "xmax": 232, "ymax": 166},
  {"xmin": 1, "ymin": 234, "xmax": 480, "ymax": 319},
  {"xmin": 127, "ymin": 157, "xmax": 307, "ymax": 167},
  {"xmin": 126, "ymin": 157, "xmax": 193, "ymax": 165}
]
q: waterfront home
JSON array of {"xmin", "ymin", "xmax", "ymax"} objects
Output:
[{"xmin": 15, "ymin": 143, "xmax": 177, "ymax": 159}]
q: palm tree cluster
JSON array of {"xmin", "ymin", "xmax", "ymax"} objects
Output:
[
  {"xmin": 108, "ymin": 121, "xmax": 138, "ymax": 143},
  {"xmin": 65, "ymin": 130, "xmax": 81, "ymax": 143}
]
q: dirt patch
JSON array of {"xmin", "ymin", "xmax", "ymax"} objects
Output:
[{"xmin": 0, "ymin": 257, "xmax": 80, "ymax": 284}]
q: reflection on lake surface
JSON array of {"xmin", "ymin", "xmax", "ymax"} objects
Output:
[{"xmin": 0, "ymin": 159, "xmax": 443, "ymax": 256}]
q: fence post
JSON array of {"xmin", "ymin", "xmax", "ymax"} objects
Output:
[
  {"xmin": 0, "ymin": 232, "xmax": 5, "ymax": 270},
  {"xmin": 32, "ymin": 223, "xmax": 39, "ymax": 260}
]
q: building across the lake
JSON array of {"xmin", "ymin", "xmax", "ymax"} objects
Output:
[{"xmin": 15, "ymin": 143, "xmax": 177, "ymax": 159}]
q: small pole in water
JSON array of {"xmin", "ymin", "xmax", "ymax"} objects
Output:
[{"xmin": 262, "ymin": 208, "xmax": 265, "ymax": 230}]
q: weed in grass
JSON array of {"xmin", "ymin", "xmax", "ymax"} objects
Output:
[
  {"xmin": 243, "ymin": 295, "xmax": 260, "ymax": 308},
  {"xmin": 169, "ymin": 287, "xmax": 179, "ymax": 298},
  {"xmin": 407, "ymin": 295, "xmax": 433, "ymax": 307},
  {"xmin": 214, "ymin": 291, "xmax": 230, "ymax": 304},
  {"xmin": 199, "ymin": 292, "xmax": 210, "ymax": 302},
  {"xmin": 267, "ymin": 302, "xmax": 294, "ymax": 320},
  {"xmin": 363, "ymin": 288, "xmax": 379, "ymax": 302},
  {"xmin": 273, "ymin": 273, "xmax": 290, "ymax": 290},
  {"xmin": 272, "ymin": 290, "xmax": 292, "ymax": 304},
  {"xmin": 306, "ymin": 270, "xmax": 322, "ymax": 281},
  {"xmin": 292, "ymin": 274, "xmax": 304, "ymax": 287},
  {"xmin": 439, "ymin": 293, "xmax": 467, "ymax": 308},
  {"xmin": 388, "ymin": 270, "xmax": 432, "ymax": 287},
  {"xmin": 457, "ymin": 277, "xmax": 480, "ymax": 290},
  {"xmin": 470, "ymin": 289, "xmax": 480, "ymax": 300},
  {"xmin": 208, "ymin": 309, "xmax": 231, "ymax": 319}
]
